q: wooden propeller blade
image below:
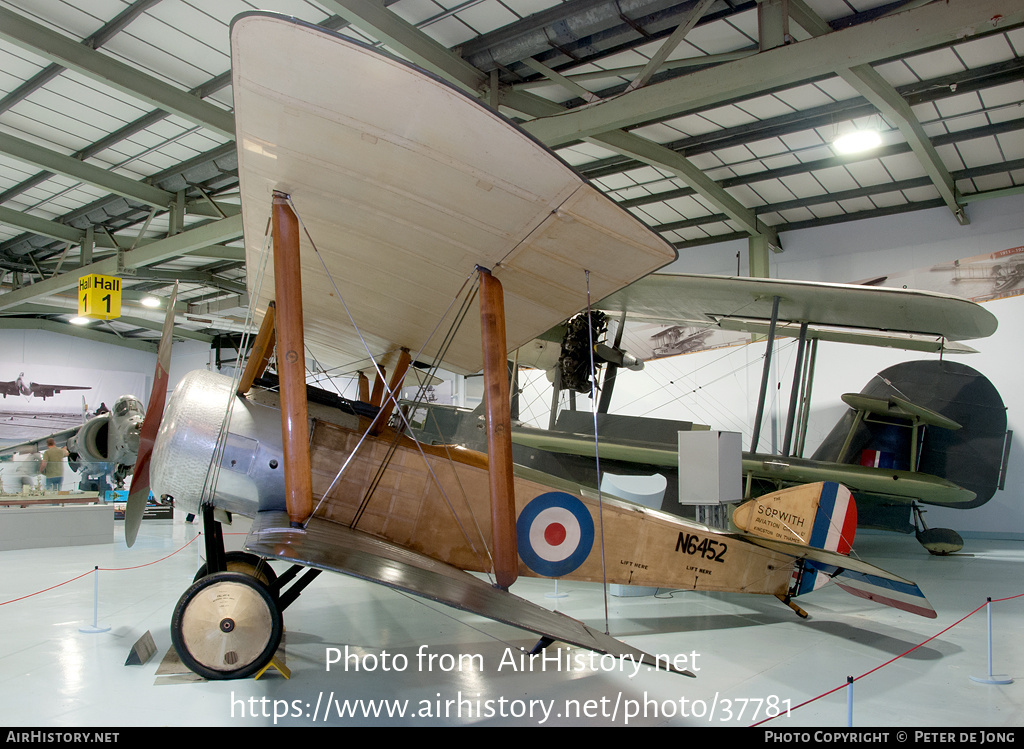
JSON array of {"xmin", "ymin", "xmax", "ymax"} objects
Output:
[{"xmin": 126, "ymin": 282, "xmax": 177, "ymax": 547}]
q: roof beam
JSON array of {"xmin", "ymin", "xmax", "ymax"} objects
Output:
[
  {"xmin": 0, "ymin": 132, "xmax": 174, "ymax": 209},
  {"xmin": 785, "ymin": 0, "xmax": 967, "ymax": 224},
  {"xmin": 520, "ymin": 0, "xmax": 1024, "ymax": 147},
  {"xmin": 316, "ymin": 0, "xmax": 777, "ymax": 245},
  {"xmin": 624, "ymin": 0, "xmax": 715, "ymax": 92},
  {"xmin": 502, "ymin": 89, "xmax": 779, "ymax": 245},
  {"xmin": 0, "ymin": 6, "xmax": 235, "ymax": 140},
  {"xmin": 0, "ymin": 317, "xmax": 157, "ymax": 353},
  {"xmin": 0, "ymin": 214, "xmax": 243, "ymax": 312},
  {"xmin": 588, "ymin": 130, "xmax": 778, "ymax": 245},
  {"xmin": 318, "ymin": 0, "xmax": 488, "ymax": 94}
]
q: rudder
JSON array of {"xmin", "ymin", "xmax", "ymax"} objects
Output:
[{"xmin": 732, "ymin": 481, "xmax": 857, "ymax": 554}]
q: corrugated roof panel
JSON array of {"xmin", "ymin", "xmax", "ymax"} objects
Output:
[
  {"xmin": 685, "ymin": 14, "xmax": 755, "ymax": 54},
  {"xmin": 735, "ymin": 94, "xmax": 795, "ymax": 121},
  {"xmin": 760, "ymin": 153, "xmax": 801, "ymax": 171},
  {"xmin": 953, "ymin": 34, "xmax": 1017, "ymax": 69},
  {"xmin": 880, "ymin": 151, "xmax": 928, "ymax": 181},
  {"xmin": 934, "ymin": 142, "xmax": 966, "ymax": 171},
  {"xmin": 773, "ymin": 82, "xmax": 837, "ymax": 111},
  {"xmin": 745, "ymin": 178, "xmax": 796, "ymax": 204},
  {"xmin": 971, "ymin": 172, "xmax": 1013, "ymax": 192},
  {"xmin": 901, "ymin": 184, "xmax": 941, "ymax": 203},
  {"xmin": 946, "ymin": 112, "xmax": 997, "ymax": 134},
  {"xmin": 868, "ymin": 190, "xmax": 908, "ymax": 209},
  {"xmin": 811, "ymin": 165, "xmax": 860, "ymax": 192},
  {"xmin": 955, "ymin": 135, "xmax": 1003, "ymax": 168},
  {"xmin": 418, "ymin": 15, "xmax": 477, "ymax": 47},
  {"xmin": 845, "ymin": 159, "xmax": 893, "ymax": 187},
  {"xmin": 873, "ymin": 60, "xmax": 920, "ymax": 87},
  {"xmin": 725, "ymin": 183, "xmax": 768, "ymax": 208},
  {"xmin": 808, "ymin": 201, "xmax": 844, "ymax": 219},
  {"xmin": 996, "ymin": 129, "xmax": 1024, "ymax": 160},
  {"xmin": 902, "ymin": 47, "xmax": 965, "ymax": 80},
  {"xmin": 455, "ymin": 0, "xmax": 520, "ymax": 35},
  {"xmin": 4, "ymin": 100, "xmax": 104, "ymax": 149},
  {"xmin": 812, "ymin": 76, "xmax": 861, "ymax": 102},
  {"xmin": 100, "ymin": 24, "xmax": 222, "ymax": 90},
  {"xmin": 935, "ymin": 91, "xmax": 984, "ymax": 119},
  {"xmin": 836, "ymin": 196, "xmax": 874, "ymax": 213},
  {"xmin": 778, "ymin": 206, "xmax": 815, "ymax": 223},
  {"xmin": 700, "ymin": 104, "xmax": 759, "ymax": 129},
  {"xmin": 779, "ymin": 172, "xmax": 827, "ymax": 199}
]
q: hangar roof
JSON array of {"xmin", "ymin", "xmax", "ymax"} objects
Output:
[{"xmin": 0, "ymin": 0, "xmax": 1021, "ymax": 351}]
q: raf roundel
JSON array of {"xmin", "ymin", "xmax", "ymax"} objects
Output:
[{"xmin": 517, "ymin": 492, "xmax": 595, "ymax": 577}]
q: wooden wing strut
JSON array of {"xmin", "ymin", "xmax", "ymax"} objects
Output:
[
  {"xmin": 272, "ymin": 192, "xmax": 313, "ymax": 527},
  {"xmin": 237, "ymin": 302, "xmax": 276, "ymax": 395},
  {"xmin": 478, "ymin": 268, "xmax": 517, "ymax": 589}
]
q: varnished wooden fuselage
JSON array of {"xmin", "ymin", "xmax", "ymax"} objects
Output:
[{"xmin": 308, "ymin": 416, "xmax": 794, "ymax": 596}]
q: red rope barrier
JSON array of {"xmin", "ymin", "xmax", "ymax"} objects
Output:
[
  {"xmin": 0, "ymin": 532, "xmax": 202, "ymax": 606},
  {"xmin": 751, "ymin": 591, "xmax": 1024, "ymax": 726}
]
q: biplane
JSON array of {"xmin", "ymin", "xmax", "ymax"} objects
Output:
[
  {"xmin": 488, "ymin": 274, "xmax": 1007, "ymax": 556},
  {"xmin": 124, "ymin": 13, "xmax": 938, "ymax": 682}
]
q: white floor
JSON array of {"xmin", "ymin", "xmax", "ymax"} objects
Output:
[{"xmin": 2, "ymin": 514, "xmax": 1021, "ymax": 727}]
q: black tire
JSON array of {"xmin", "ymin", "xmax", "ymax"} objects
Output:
[
  {"xmin": 171, "ymin": 572, "xmax": 283, "ymax": 680},
  {"xmin": 193, "ymin": 550, "xmax": 279, "ymax": 597}
]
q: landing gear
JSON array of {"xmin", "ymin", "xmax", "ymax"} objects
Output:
[
  {"xmin": 912, "ymin": 503, "xmax": 964, "ymax": 555},
  {"xmin": 193, "ymin": 550, "xmax": 279, "ymax": 596},
  {"xmin": 170, "ymin": 505, "xmax": 321, "ymax": 680},
  {"xmin": 170, "ymin": 572, "xmax": 283, "ymax": 680}
]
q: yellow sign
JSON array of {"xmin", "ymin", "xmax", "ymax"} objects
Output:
[{"xmin": 78, "ymin": 274, "xmax": 122, "ymax": 320}]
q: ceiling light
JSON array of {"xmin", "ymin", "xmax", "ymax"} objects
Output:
[
  {"xmin": 833, "ymin": 129, "xmax": 882, "ymax": 154},
  {"xmin": 140, "ymin": 295, "xmax": 161, "ymax": 308},
  {"xmin": 69, "ymin": 317, "xmax": 91, "ymax": 326}
]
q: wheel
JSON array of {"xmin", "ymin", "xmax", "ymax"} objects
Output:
[
  {"xmin": 193, "ymin": 551, "xmax": 279, "ymax": 596},
  {"xmin": 916, "ymin": 527, "xmax": 964, "ymax": 556},
  {"xmin": 171, "ymin": 572, "xmax": 283, "ymax": 680}
]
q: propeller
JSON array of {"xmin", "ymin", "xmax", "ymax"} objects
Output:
[{"xmin": 125, "ymin": 283, "xmax": 177, "ymax": 548}]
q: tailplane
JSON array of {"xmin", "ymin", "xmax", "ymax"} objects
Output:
[{"xmin": 734, "ymin": 482, "xmax": 936, "ymax": 618}]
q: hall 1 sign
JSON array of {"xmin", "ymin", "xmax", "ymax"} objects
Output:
[{"xmin": 78, "ymin": 274, "xmax": 122, "ymax": 320}]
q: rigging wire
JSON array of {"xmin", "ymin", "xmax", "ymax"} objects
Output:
[
  {"xmin": 285, "ymin": 198, "xmax": 496, "ymax": 575},
  {"xmin": 584, "ymin": 270, "xmax": 611, "ymax": 635}
]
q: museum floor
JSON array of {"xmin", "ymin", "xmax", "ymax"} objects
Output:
[{"xmin": 2, "ymin": 515, "xmax": 1020, "ymax": 727}]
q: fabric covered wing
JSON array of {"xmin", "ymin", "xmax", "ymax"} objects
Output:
[
  {"xmin": 599, "ymin": 273, "xmax": 997, "ymax": 342},
  {"xmin": 231, "ymin": 14, "xmax": 676, "ymax": 376},
  {"xmin": 244, "ymin": 511, "xmax": 693, "ymax": 676}
]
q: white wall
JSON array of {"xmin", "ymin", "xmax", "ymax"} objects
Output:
[
  {"xmin": 607, "ymin": 193, "xmax": 1024, "ymax": 539},
  {"xmin": 0, "ymin": 328, "xmax": 212, "ymax": 491}
]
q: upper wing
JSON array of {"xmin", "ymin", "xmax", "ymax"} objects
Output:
[
  {"xmin": 599, "ymin": 273, "xmax": 998, "ymax": 343},
  {"xmin": 245, "ymin": 510, "xmax": 693, "ymax": 676},
  {"xmin": 231, "ymin": 13, "xmax": 676, "ymax": 376}
]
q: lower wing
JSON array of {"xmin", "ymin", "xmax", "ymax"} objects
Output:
[{"xmin": 244, "ymin": 510, "xmax": 694, "ymax": 676}]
